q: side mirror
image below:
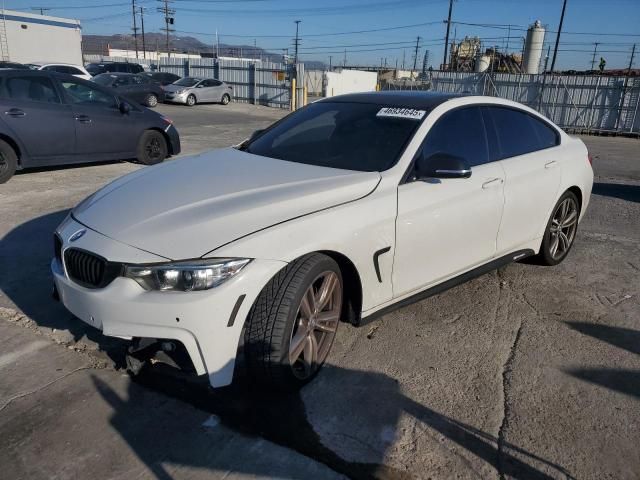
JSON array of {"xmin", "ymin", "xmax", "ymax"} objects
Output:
[
  {"xmin": 119, "ymin": 101, "xmax": 131, "ymax": 114},
  {"xmin": 415, "ymin": 152, "xmax": 471, "ymax": 180}
]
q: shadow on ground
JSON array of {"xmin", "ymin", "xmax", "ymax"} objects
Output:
[
  {"xmin": 564, "ymin": 322, "xmax": 640, "ymax": 400},
  {"xmin": 592, "ymin": 182, "xmax": 640, "ymax": 203}
]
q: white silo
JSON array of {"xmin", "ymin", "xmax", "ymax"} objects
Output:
[
  {"xmin": 523, "ymin": 20, "xmax": 545, "ymax": 74},
  {"xmin": 475, "ymin": 52, "xmax": 491, "ymax": 72}
]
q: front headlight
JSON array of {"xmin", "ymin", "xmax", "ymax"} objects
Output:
[
  {"xmin": 124, "ymin": 258, "xmax": 251, "ymax": 292},
  {"xmin": 175, "ymin": 89, "xmax": 185, "ymax": 94}
]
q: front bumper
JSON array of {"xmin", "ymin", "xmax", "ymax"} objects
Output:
[
  {"xmin": 52, "ymin": 216, "xmax": 286, "ymax": 387},
  {"xmin": 164, "ymin": 92, "xmax": 189, "ymax": 104},
  {"xmin": 165, "ymin": 124, "xmax": 181, "ymax": 156}
]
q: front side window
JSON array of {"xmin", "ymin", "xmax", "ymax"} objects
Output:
[
  {"xmin": 418, "ymin": 106, "xmax": 488, "ymax": 167},
  {"xmin": 485, "ymin": 106, "xmax": 558, "ymax": 159},
  {"xmin": 245, "ymin": 102, "xmax": 425, "ymax": 172},
  {"xmin": 60, "ymin": 80, "xmax": 117, "ymax": 108},
  {"xmin": 3, "ymin": 76, "xmax": 60, "ymax": 103}
]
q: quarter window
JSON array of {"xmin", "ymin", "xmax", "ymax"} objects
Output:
[
  {"xmin": 418, "ymin": 106, "xmax": 488, "ymax": 167},
  {"xmin": 3, "ymin": 76, "xmax": 60, "ymax": 103},
  {"xmin": 485, "ymin": 106, "xmax": 559, "ymax": 159}
]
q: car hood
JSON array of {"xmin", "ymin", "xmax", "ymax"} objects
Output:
[
  {"xmin": 163, "ymin": 84, "xmax": 194, "ymax": 93},
  {"xmin": 73, "ymin": 148, "xmax": 381, "ymax": 260}
]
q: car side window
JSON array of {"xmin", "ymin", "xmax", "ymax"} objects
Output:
[
  {"xmin": 3, "ymin": 76, "xmax": 60, "ymax": 104},
  {"xmin": 131, "ymin": 75, "xmax": 146, "ymax": 85},
  {"xmin": 210, "ymin": 79, "xmax": 223, "ymax": 86},
  {"xmin": 114, "ymin": 76, "xmax": 130, "ymax": 87},
  {"xmin": 485, "ymin": 106, "xmax": 557, "ymax": 159},
  {"xmin": 417, "ymin": 106, "xmax": 488, "ymax": 168},
  {"xmin": 60, "ymin": 80, "xmax": 117, "ymax": 108}
]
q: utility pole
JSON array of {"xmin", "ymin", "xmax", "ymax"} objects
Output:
[
  {"xmin": 216, "ymin": 29, "xmax": 219, "ymax": 58},
  {"xmin": 158, "ymin": 0, "xmax": 175, "ymax": 58},
  {"xmin": 412, "ymin": 36, "xmax": 421, "ymax": 73},
  {"xmin": 329, "ymin": 55, "xmax": 332, "ymax": 70},
  {"xmin": 443, "ymin": 0, "xmax": 454, "ymax": 69},
  {"xmin": 343, "ymin": 48, "xmax": 346, "ymax": 67},
  {"xmin": 628, "ymin": 43, "xmax": 636, "ymax": 76},
  {"xmin": 131, "ymin": 0, "xmax": 138, "ymax": 59},
  {"xmin": 550, "ymin": 0, "xmax": 567, "ymax": 72},
  {"xmin": 402, "ymin": 49, "xmax": 406, "ymax": 70},
  {"xmin": 139, "ymin": 6, "xmax": 146, "ymax": 59},
  {"xmin": 590, "ymin": 42, "xmax": 599, "ymax": 70},
  {"xmin": 293, "ymin": 20, "xmax": 301, "ymax": 65}
]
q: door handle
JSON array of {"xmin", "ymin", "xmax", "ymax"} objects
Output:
[
  {"xmin": 482, "ymin": 178, "xmax": 504, "ymax": 189},
  {"xmin": 4, "ymin": 108, "xmax": 25, "ymax": 117},
  {"xmin": 75, "ymin": 115, "xmax": 91, "ymax": 124},
  {"xmin": 545, "ymin": 160, "xmax": 558, "ymax": 169}
]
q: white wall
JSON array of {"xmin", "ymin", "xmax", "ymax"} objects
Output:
[
  {"xmin": 108, "ymin": 48, "xmax": 202, "ymax": 62},
  {"xmin": 324, "ymin": 69, "xmax": 378, "ymax": 97},
  {"xmin": 2, "ymin": 10, "xmax": 82, "ymax": 64}
]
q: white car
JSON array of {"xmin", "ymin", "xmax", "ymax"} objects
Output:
[
  {"xmin": 52, "ymin": 92, "xmax": 593, "ymax": 389},
  {"xmin": 26, "ymin": 62, "xmax": 92, "ymax": 80}
]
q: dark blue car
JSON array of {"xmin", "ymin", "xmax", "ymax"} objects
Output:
[{"xmin": 0, "ymin": 70, "xmax": 180, "ymax": 183}]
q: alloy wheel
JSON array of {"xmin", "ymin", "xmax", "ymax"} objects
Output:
[
  {"xmin": 0, "ymin": 152, "xmax": 6, "ymax": 175},
  {"xmin": 549, "ymin": 197, "xmax": 578, "ymax": 260},
  {"xmin": 147, "ymin": 94, "xmax": 158, "ymax": 107},
  {"xmin": 145, "ymin": 137, "xmax": 162, "ymax": 161},
  {"xmin": 288, "ymin": 271, "xmax": 342, "ymax": 380}
]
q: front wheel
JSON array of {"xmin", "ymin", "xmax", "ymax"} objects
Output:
[
  {"xmin": 244, "ymin": 253, "xmax": 342, "ymax": 390},
  {"xmin": 145, "ymin": 93, "xmax": 158, "ymax": 108},
  {"xmin": 0, "ymin": 139, "xmax": 18, "ymax": 184},
  {"xmin": 136, "ymin": 130, "xmax": 168, "ymax": 165},
  {"xmin": 537, "ymin": 191, "xmax": 580, "ymax": 265},
  {"xmin": 186, "ymin": 94, "xmax": 196, "ymax": 107}
]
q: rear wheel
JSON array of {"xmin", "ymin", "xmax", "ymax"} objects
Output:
[
  {"xmin": 244, "ymin": 253, "xmax": 342, "ymax": 390},
  {"xmin": 537, "ymin": 191, "xmax": 580, "ymax": 265},
  {"xmin": 0, "ymin": 139, "xmax": 18, "ymax": 184},
  {"xmin": 186, "ymin": 94, "xmax": 196, "ymax": 107},
  {"xmin": 136, "ymin": 130, "xmax": 168, "ymax": 165},
  {"xmin": 221, "ymin": 94, "xmax": 231, "ymax": 105},
  {"xmin": 145, "ymin": 93, "xmax": 158, "ymax": 108}
]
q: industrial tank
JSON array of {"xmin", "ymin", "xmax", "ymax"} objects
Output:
[
  {"xmin": 475, "ymin": 53, "xmax": 490, "ymax": 72},
  {"xmin": 523, "ymin": 20, "xmax": 545, "ymax": 74}
]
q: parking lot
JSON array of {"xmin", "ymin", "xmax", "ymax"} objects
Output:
[{"xmin": 0, "ymin": 102, "xmax": 639, "ymax": 479}]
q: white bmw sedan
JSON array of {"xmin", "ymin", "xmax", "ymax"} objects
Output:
[{"xmin": 52, "ymin": 92, "xmax": 593, "ymax": 389}]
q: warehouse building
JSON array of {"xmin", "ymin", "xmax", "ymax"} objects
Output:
[{"xmin": 0, "ymin": 9, "xmax": 82, "ymax": 65}]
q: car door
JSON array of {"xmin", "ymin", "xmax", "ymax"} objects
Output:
[
  {"xmin": 0, "ymin": 72, "xmax": 75, "ymax": 166},
  {"xmin": 112, "ymin": 75, "xmax": 134, "ymax": 100},
  {"xmin": 58, "ymin": 77, "xmax": 140, "ymax": 159},
  {"xmin": 126, "ymin": 75, "xmax": 150, "ymax": 103},
  {"xmin": 207, "ymin": 79, "xmax": 225, "ymax": 101},
  {"xmin": 393, "ymin": 105, "xmax": 506, "ymax": 297},
  {"xmin": 483, "ymin": 106, "xmax": 562, "ymax": 255}
]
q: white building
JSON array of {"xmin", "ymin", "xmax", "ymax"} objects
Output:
[{"xmin": 0, "ymin": 9, "xmax": 82, "ymax": 65}]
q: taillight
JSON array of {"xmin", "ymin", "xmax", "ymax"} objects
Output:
[{"xmin": 587, "ymin": 153, "xmax": 593, "ymax": 166}]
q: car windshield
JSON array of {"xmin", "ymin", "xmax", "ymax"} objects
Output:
[
  {"xmin": 173, "ymin": 77, "xmax": 200, "ymax": 87},
  {"xmin": 244, "ymin": 102, "xmax": 427, "ymax": 172},
  {"xmin": 92, "ymin": 74, "xmax": 115, "ymax": 86}
]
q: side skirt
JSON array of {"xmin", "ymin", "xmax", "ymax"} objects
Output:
[{"xmin": 357, "ymin": 249, "xmax": 534, "ymax": 327}]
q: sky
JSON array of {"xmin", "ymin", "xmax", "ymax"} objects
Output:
[{"xmin": 5, "ymin": 0, "xmax": 640, "ymax": 69}]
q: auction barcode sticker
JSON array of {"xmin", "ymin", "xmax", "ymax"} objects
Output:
[{"xmin": 376, "ymin": 107, "xmax": 426, "ymax": 120}]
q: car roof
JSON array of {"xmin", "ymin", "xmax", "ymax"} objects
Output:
[
  {"xmin": 29, "ymin": 61, "xmax": 80, "ymax": 66},
  {"xmin": 317, "ymin": 91, "xmax": 463, "ymax": 109},
  {"xmin": 97, "ymin": 72, "xmax": 137, "ymax": 76}
]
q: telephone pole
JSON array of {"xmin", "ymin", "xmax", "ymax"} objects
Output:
[
  {"xmin": 131, "ymin": 0, "xmax": 138, "ymax": 58},
  {"xmin": 412, "ymin": 36, "xmax": 421, "ymax": 73},
  {"xmin": 402, "ymin": 49, "xmax": 406, "ymax": 70},
  {"xmin": 158, "ymin": 0, "xmax": 175, "ymax": 58},
  {"xmin": 550, "ymin": 0, "xmax": 567, "ymax": 72},
  {"xmin": 139, "ymin": 6, "xmax": 146, "ymax": 59},
  {"xmin": 628, "ymin": 43, "xmax": 636, "ymax": 76},
  {"xmin": 443, "ymin": 0, "xmax": 454, "ymax": 68},
  {"xmin": 590, "ymin": 42, "xmax": 599, "ymax": 70},
  {"xmin": 293, "ymin": 20, "xmax": 301, "ymax": 65},
  {"xmin": 329, "ymin": 55, "xmax": 332, "ymax": 70}
]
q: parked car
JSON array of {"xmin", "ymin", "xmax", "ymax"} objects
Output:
[
  {"xmin": 92, "ymin": 73, "xmax": 165, "ymax": 107},
  {"xmin": 0, "ymin": 61, "xmax": 30, "ymax": 70},
  {"xmin": 142, "ymin": 71, "xmax": 181, "ymax": 86},
  {"xmin": 51, "ymin": 92, "xmax": 593, "ymax": 390},
  {"xmin": 26, "ymin": 62, "xmax": 92, "ymax": 80},
  {"xmin": 85, "ymin": 61, "xmax": 145, "ymax": 76},
  {"xmin": 164, "ymin": 77, "xmax": 232, "ymax": 106},
  {"xmin": 0, "ymin": 70, "xmax": 180, "ymax": 183}
]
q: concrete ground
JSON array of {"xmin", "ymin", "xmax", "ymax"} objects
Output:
[{"xmin": 0, "ymin": 102, "xmax": 638, "ymax": 480}]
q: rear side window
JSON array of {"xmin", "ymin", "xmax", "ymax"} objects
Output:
[
  {"xmin": 48, "ymin": 66, "xmax": 84, "ymax": 75},
  {"xmin": 485, "ymin": 106, "xmax": 559, "ymax": 159},
  {"xmin": 3, "ymin": 76, "xmax": 60, "ymax": 103},
  {"xmin": 60, "ymin": 80, "xmax": 117, "ymax": 108},
  {"xmin": 419, "ymin": 106, "xmax": 488, "ymax": 167}
]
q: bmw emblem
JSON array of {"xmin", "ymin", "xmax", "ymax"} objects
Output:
[{"xmin": 69, "ymin": 229, "xmax": 86, "ymax": 243}]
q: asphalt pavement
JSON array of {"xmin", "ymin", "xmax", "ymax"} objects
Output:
[{"xmin": 0, "ymin": 101, "xmax": 638, "ymax": 480}]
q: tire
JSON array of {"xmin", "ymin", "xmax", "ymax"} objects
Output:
[
  {"xmin": 0, "ymin": 139, "xmax": 18, "ymax": 184},
  {"xmin": 536, "ymin": 191, "xmax": 580, "ymax": 266},
  {"xmin": 186, "ymin": 94, "xmax": 196, "ymax": 107},
  {"xmin": 136, "ymin": 130, "xmax": 168, "ymax": 165},
  {"xmin": 221, "ymin": 94, "xmax": 231, "ymax": 105},
  {"xmin": 145, "ymin": 93, "xmax": 158, "ymax": 108},
  {"xmin": 244, "ymin": 253, "xmax": 343, "ymax": 390}
]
